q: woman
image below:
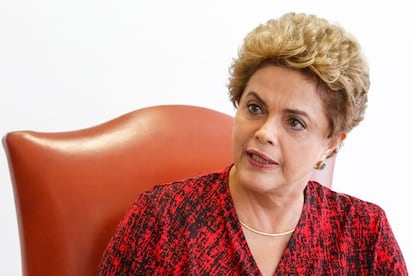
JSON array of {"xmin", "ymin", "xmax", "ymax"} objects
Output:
[{"xmin": 96, "ymin": 12, "xmax": 407, "ymax": 275}]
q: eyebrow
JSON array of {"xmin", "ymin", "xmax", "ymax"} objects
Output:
[
  {"xmin": 246, "ymin": 91, "xmax": 266, "ymax": 107},
  {"xmin": 284, "ymin": 108, "xmax": 311, "ymax": 121},
  {"xmin": 246, "ymin": 91, "xmax": 312, "ymax": 121}
]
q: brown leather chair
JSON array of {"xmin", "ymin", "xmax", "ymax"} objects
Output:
[{"xmin": 3, "ymin": 104, "xmax": 335, "ymax": 276}]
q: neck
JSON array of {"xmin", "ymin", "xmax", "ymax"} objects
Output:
[
  {"xmin": 238, "ymin": 219, "xmax": 296, "ymax": 237},
  {"xmin": 228, "ymin": 166, "xmax": 304, "ymax": 233}
]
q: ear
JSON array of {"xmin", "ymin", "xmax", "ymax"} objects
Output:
[{"xmin": 324, "ymin": 132, "xmax": 346, "ymax": 159}]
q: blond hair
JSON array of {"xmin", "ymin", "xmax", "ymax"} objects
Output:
[{"xmin": 228, "ymin": 12, "xmax": 370, "ymax": 140}]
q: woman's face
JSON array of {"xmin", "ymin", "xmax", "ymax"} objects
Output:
[{"xmin": 232, "ymin": 65, "xmax": 340, "ymax": 192}]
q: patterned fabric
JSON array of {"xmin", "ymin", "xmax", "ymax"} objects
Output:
[{"xmin": 96, "ymin": 165, "xmax": 408, "ymax": 275}]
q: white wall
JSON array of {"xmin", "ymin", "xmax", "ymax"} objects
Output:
[{"xmin": 1, "ymin": 1, "xmax": 412, "ymax": 274}]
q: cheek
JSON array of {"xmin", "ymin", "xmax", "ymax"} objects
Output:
[
  {"xmin": 231, "ymin": 116, "xmax": 254, "ymax": 159},
  {"xmin": 280, "ymin": 139, "xmax": 321, "ymax": 169},
  {"xmin": 231, "ymin": 120, "xmax": 245, "ymax": 157}
]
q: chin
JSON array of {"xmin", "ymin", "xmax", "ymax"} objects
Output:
[{"xmin": 237, "ymin": 166, "xmax": 283, "ymax": 190}]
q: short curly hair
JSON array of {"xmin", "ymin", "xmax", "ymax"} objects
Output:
[{"xmin": 228, "ymin": 12, "xmax": 370, "ymax": 140}]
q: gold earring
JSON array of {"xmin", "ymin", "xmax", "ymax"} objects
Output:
[{"xmin": 314, "ymin": 160, "xmax": 326, "ymax": 170}]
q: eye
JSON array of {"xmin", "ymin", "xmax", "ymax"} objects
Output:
[
  {"xmin": 286, "ymin": 117, "xmax": 306, "ymax": 131},
  {"xmin": 247, "ymin": 103, "xmax": 264, "ymax": 116}
]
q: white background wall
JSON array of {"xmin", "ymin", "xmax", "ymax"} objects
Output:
[{"xmin": 1, "ymin": 1, "xmax": 412, "ymax": 274}]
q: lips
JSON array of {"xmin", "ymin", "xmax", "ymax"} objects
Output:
[
  {"xmin": 247, "ymin": 149, "xmax": 278, "ymax": 166},
  {"xmin": 251, "ymin": 154, "xmax": 273, "ymax": 164}
]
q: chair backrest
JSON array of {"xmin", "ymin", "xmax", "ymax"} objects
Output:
[{"xmin": 3, "ymin": 104, "xmax": 334, "ymax": 276}]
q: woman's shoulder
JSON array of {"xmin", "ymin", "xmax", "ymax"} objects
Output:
[
  {"xmin": 308, "ymin": 181, "xmax": 385, "ymax": 218},
  {"xmin": 144, "ymin": 165, "xmax": 230, "ymax": 197},
  {"xmin": 131, "ymin": 165, "xmax": 232, "ymax": 213},
  {"xmin": 121, "ymin": 165, "xmax": 233, "ymax": 235}
]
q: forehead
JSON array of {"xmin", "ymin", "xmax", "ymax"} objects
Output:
[
  {"xmin": 247, "ymin": 65, "xmax": 317, "ymax": 94},
  {"xmin": 244, "ymin": 65, "xmax": 322, "ymax": 104}
]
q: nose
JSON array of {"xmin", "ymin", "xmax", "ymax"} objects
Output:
[{"xmin": 255, "ymin": 119, "xmax": 277, "ymax": 145}]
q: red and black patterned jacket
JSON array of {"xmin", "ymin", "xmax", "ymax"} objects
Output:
[{"xmin": 96, "ymin": 165, "xmax": 408, "ymax": 275}]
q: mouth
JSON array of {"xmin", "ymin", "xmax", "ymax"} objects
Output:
[{"xmin": 246, "ymin": 149, "xmax": 278, "ymax": 167}]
